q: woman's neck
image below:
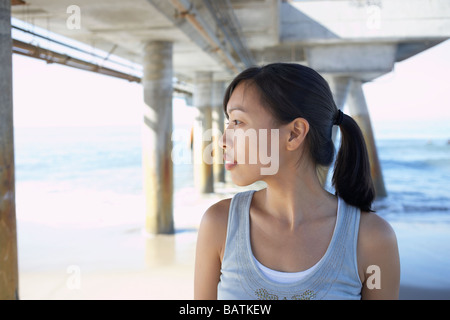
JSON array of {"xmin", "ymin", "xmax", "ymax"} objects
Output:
[{"xmin": 259, "ymin": 162, "xmax": 336, "ymax": 230}]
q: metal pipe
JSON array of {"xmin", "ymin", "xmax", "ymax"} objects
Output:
[
  {"xmin": 12, "ymin": 39, "xmax": 193, "ymax": 96},
  {"xmin": 170, "ymin": 0, "xmax": 241, "ymax": 73},
  {"xmin": 13, "ymin": 39, "xmax": 141, "ymax": 82},
  {"xmin": 203, "ymin": 0, "xmax": 254, "ymax": 67},
  {"xmin": 12, "ymin": 25, "xmax": 137, "ymax": 71}
]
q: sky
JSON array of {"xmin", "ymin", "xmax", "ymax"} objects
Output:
[
  {"xmin": 363, "ymin": 39, "xmax": 450, "ymax": 139},
  {"xmin": 11, "ymin": 36, "xmax": 450, "ymax": 140},
  {"xmin": 364, "ymin": 39, "xmax": 450, "ymax": 123}
]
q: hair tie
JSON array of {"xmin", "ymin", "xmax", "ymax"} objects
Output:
[{"xmin": 334, "ymin": 110, "xmax": 344, "ymax": 126}]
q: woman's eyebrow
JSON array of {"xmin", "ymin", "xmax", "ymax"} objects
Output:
[{"xmin": 226, "ymin": 106, "xmax": 246, "ymax": 116}]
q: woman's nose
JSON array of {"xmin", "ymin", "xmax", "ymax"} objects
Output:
[
  {"xmin": 220, "ymin": 128, "xmax": 234, "ymax": 151},
  {"xmin": 220, "ymin": 130, "xmax": 226, "ymax": 150}
]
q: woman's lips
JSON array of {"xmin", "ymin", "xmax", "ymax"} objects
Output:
[
  {"xmin": 225, "ymin": 161, "xmax": 237, "ymax": 170},
  {"xmin": 224, "ymin": 156, "xmax": 237, "ymax": 170}
]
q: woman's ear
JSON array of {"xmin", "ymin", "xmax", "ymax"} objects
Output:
[{"xmin": 286, "ymin": 117, "xmax": 309, "ymax": 151}]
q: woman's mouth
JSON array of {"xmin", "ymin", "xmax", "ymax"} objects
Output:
[{"xmin": 224, "ymin": 156, "xmax": 237, "ymax": 170}]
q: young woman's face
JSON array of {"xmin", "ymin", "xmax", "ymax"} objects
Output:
[{"xmin": 221, "ymin": 81, "xmax": 285, "ymax": 186}]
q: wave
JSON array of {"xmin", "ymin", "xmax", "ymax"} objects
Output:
[{"xmin": 374, "ymin": 192, "xmax": 450, "ymax": 216}]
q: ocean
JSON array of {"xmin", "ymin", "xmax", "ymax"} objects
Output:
[{"xmin": 12, "ymin": 124, "xmax": 450, "ymax": 292}]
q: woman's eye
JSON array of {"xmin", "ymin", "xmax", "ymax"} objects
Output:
[{"xmin": 225, "ymin": 119, "xmax": 243, "ymax": 127}]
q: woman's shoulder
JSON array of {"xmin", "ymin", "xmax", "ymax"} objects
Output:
[
  {"xmin": 357, "ymin": 211, "xmax": 399, "ymax": 280},
  {"xmin": 359, "ymin": 211, "xmax": 397, "ymax": 244},
  {"xmin": 201, "ymin": 189, "xmax": 254, "ymax": 227},
  {"xmin": 198, "ymin": 198, "xmax": 232, "ymax": 261},
  {"xmin": 201, "ymin": 197, "xmax": 232, "ymax": 228},
  {"xmin": 357, "ymin": 211, "xmax": 400, "ymax": 298},
  {"xmin": 200, "ymin": 198, "xmax": 231, "ymax": 238}
]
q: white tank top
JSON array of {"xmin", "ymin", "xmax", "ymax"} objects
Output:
[{"xmin": 253, "ymin": 256, "xmax": 322, "ymax": 284}]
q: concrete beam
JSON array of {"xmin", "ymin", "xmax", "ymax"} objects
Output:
[
  {"xmin": 281, "ymin": 0, "xmax": 450, "ymax": 43},
  {"xmin": 252, "ymin": 44, "xmax": 306, "ymax": 65},
  {"xmin": 306, "ymin": 43, "xmax": 396, "ymax": 81},
  {"xmin": 142, "ymin": 41, "xmax": 174, "ymax": 234},
  {"xmin": 395, "ymin": 39, "xmax": 446, "ymax": 62},
  {"xmin": 230, "ymin": 0, "xmax": 280, "ymax": 50},
  {"xmin": 0, "ymin": 0, "xmax": 19, "ymax": 300},
  {"xmin": 11, "ymin": 0, "xmax": 448, "ymax": 85}
]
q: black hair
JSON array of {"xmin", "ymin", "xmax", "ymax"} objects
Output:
[{"xmin": 223, "ymin": 63, "xmax": 375, "ymax": 212}]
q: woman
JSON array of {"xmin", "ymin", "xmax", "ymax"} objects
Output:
[{"xmin": 194, "ymin": 63, "xmax": 400, "ymax": 300}]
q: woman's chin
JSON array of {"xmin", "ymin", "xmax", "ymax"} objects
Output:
[{"xmin": 230, "ymin": 173, "xmax": 258, "ymax": 187}]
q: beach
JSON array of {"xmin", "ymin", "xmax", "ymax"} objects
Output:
[
  {"xmin": 16, "ymin": 183, "xmax": 236, "ymax": 300},
  {"xmin": 16, "ymin": 183, "xmax": 450, "ymax": 300}
]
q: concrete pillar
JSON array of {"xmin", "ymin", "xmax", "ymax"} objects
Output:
[
  {"xmin": 193, "ymin": 72, "xmax": 214, "ymax": 193},
  {"xmin": 0, "ymin": 0, "xmax": 19, "ymax": 300},
  {"xmin": 327, "ymin": 76, "xmax": 352, "ymax": 108},
  {"xmin": 212, "ymin": 81, "xmax": 225, "ymax": 183},
  {"xmin": 347, "ymin": 79, "xmax": 387, "ymax": 198},
  {"xmin": 142, "ymin": 41, "xmax": 174, "ymax": 234},
  {"xmin": 319, "ymin": 76, "xmax": 351, "ymax": 187}
]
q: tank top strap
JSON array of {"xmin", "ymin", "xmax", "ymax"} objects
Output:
[
  {"xmin": 334, "ymin": 198, "xmax": 361, "ymax": 281},
  {"xmin": 222, "ymin": 190, "xmax": 255, "ymax": 260}
]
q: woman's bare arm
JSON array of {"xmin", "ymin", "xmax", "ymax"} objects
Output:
[
  {"xmin": 358, "ymin": 212, "xmax": 401, "ymax": 300},
  {"xmin": 194, "ymin": 199, "xmax": 230, "ymax": 300}
]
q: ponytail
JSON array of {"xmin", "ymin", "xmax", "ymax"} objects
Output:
[{"xmin": 332, "ymin": 113, "xmax": 375, "ymax": 212}]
